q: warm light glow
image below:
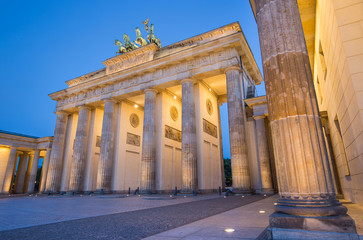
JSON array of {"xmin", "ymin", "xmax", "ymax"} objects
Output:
[
  {"xmin": 208, "ymin": 88, "xmax": 212, "ymax": 92},
  {"xmin": 134, "ymin": 104, "xmax": 138, "ymax": 108},
  {"xmin": 274, "ymin": 203, "xmax": 277, "ymax": 205},
  {"xmin": 224, "ymin": 228, "xmax": 235, "ymax": 233},
  {"xmin": 259, "ymin": 210, "xmax": 266, "ymax": 214},
  {"xmin": 264, "ymin": 194, "xmax": 266, "ymax": 197},
  {"xmin": 242, "ymin": 196, "xmax": 245, "ymax": 198},
  {"xmin": 174, "ymin": 96, "xmax": 177, "ymax": 99}
]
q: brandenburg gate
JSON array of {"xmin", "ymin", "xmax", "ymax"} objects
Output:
[{"xmin": 44, "ymin": 22, "xmax": 268, "ymax": 194}]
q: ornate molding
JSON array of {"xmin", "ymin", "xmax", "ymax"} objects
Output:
[{"xmin": 56, "ymin": 49, "xmax": 239, "ymax": 109}]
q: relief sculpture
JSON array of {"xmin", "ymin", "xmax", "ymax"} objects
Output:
[
  {"xmin": 203, "ymin": 119, "xmax": 217, "ymax": 138},
  {"xmin": 126, "ymin": 132, "xmax": 140, "ymax": 146},
  {"xmin": 165, "ymin": 125, "xmax": 181, "ymax": 142}
]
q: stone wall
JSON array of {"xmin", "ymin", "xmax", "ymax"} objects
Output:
[{"xmin": 312, "ymin": 0, "xmax": 363, "ymax": 204}]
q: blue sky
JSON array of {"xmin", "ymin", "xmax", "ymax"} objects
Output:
[{"xmin": 0, "ymin": 0, "xmax": 264, "ymax": 158}]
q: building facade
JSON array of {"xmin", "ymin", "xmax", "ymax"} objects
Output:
[{"xmin": 42, "ymin": 22, "xmax": 275, "ymax": 195}]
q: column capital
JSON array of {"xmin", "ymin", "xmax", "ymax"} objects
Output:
[
  {"xmin": 55, "ymin": 111, "xmax": 68, "ymax": 116},
  {"xmin": 224, "ymin": 66, "xmax": 242, "ymax": 74},
  {"xmin": 144, "ymin": 88, "xmax": 158, "ymax": 94},
  {"xmin": 181, "ymin": 78, "xmax": 197, "ymax": 85},
  {"xmin": 77, "ymin": 104, "xmax": 93, "ymax": 111},
  {"xmin": 103, "ymin": 98, "xmax": 118, "ymax": 104},
  {"xmin": 253, "ymin": 114, "xmax": 267, "ymax": 120}
]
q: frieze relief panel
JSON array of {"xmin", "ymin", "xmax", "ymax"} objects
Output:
[
  {"xmin": 56, "ymin": 49, "xmax": 239, "ymax": 108},
  {"xmin": 165, "ymin": 125, "xmax": 181, "ymax": 142},
  {"xmin": 126, "ymin": 132, "xmax": 140, "ymax": 146},
  {"xmin": 203, "ymin": 119, "xmax": 218, "ymax": 138}
]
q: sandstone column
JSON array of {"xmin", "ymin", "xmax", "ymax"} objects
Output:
[
  {"xmin": 14, "ymin": 152, "xmax": 28, "ymax": 193},
  {"xmin": 181, "ymin": 79, "xmax": 198, "ymax": 193},
  {"xmin": 69, "ymin": 105, "xmax": 91, "ymax": 193},
  {"xmin": 97, "ymin": 99, "xmax": 117, "ymax": 192},
  {"xmin": 26, "ymin": 150, "xmax": 41, "ymax": 193},
  {"xmin": 225, "ymin": 66, "xmax": 251, "ymax": 193},
  {"xmin": 254, "ymin": 115, "xmax": 273, "ymax": 194},
  {"xmin": 46, "ymin": 111, "xmax": 68, "ymax": 193},
  {"xmin": 140, "ymin": 89, "xmax": 158, "ymax": 194},
  {"xmin": 39, "ymin": 148, "xmax": 51, "ymax": 193},
  {"xmin": 255, "ymin": 0, "xmax": 346, "ymax": 216},
  {"xmin": 1, "ymin": 147, "xmax": 17, "ymax": 194}
]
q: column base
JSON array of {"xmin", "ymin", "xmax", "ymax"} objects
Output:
[
  {"xmin": 231, "ymin": 187, "xmax": 251, "ymax": 194},
  {"xmin": 255, "ymin": 188, "xmax": 274, "ymax": 195},
  {"xmin": 269, "ymin": 212, "xmax": 358, "ymax": 239},
  {"xmin": 275, "ymin": 198, "xmax": 348, "ymax": 216}
]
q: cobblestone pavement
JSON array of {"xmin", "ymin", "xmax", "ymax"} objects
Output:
[
  {"xmin": 0, "ymin": 194, "xmax": 218, "ymax": 231},
  {"xmin": 0, "ymin": 194, "xmax": 264, "ymax": 240}
]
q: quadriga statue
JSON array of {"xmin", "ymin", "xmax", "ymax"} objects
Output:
[
  {"xmin": 135, "ymin": 27, "xmax": 148, "ymax": 46},
  {"xmin": 147, "ymin": 24, "xmax": 161, "ymax": 48},
  {"xmin": 115, "ymin": 39, "xmax": 127, "ymax": 54},
  {"xmin": 123, "ymin": 33, "xmax": 139, "ymax": 51}
]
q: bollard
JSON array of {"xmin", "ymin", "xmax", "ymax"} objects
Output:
[
  {"xmin": 128, "ymin": 187, "xmax": 131, "ymax": 195},
  {"xmin": 173, "ymin": 186, "xmax": 178, "ymax": 196},
  {"xmin": 219, "ymin": 186, "xmax": 222, "ymax": 196}
]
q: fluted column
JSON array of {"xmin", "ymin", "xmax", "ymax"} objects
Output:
[
  {"xmin": 254, "ymin": 115, "xmax": 273, "ymax": 194},
  {"xmin": 26, "ymin": 150, "xmax": 40, "ymax": 193},
  {"xmin": 97, "ymin": 99, "xmax": 117, "ymax": 192},
  {"xmin": 181, "ymin": 79, "xmax": 198, "ymax": 193},
  {"xmin": 14, "ymin": 152, "xmax": 28, "ymax": 193},
  {"xmin": 46, "ymin": 111, "xmax": 68, "ymax": 193},
  {"xmin": 255, "ymin": 0, "xmax": 346, "ymax": 216},
  {"xmin": 140, "ymin": 89, "xmax": 158, "ymax": 194},
  {"xmin": 69, "ymin": 106, "xmax": 91, "ymax": 192},
  {"xmin": 225, "ymin": 66, "xmax": 251, "ymax": 193},
  {"xmin": 1, "ymin": 147, "xmax": 18, "ymax": 194},
  {"xmin": 39, "ymin": 148, "xmax": 51, "ymax": 193}
]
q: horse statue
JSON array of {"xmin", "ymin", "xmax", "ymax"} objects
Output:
[
  {"xmin": 115, "ymin": 39, "xmax": 127, "ymax": 54},
  {"xmin": 135, "ymin": 27, "xmax": 148, "ymax": 47},
  {"xmin": 123, "ymin": 33, "xmax": 139, "ymax": 51},
  {"xmin": 147, "ymin": 24, "xmax": 161, "ymax": 48}
]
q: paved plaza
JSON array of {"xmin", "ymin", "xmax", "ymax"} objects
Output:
[
  {"xmin": 1, "ymin": 194, "xmax": 362, "ymax": 239},
  {"xmin": 0, "ymin": 194, "xmax": 268, "ymax": 239}
]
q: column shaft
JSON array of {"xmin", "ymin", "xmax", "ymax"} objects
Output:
[
  {"xmin": 14, "ymin": 152, "xmax": 28, "ymax": 193},
  {"xmin": 225, "ymin": 66, "xmax": 251, "ymax": 193},
  {"xmin": 255, "ymin": 0, "xmax": 345, "ymax": 216},
  {"xmin": 181, "ymin": 79, "xmax": 198, "ymax": 193},
  {"xmin": 140, "ymin": 89, "xmax": 157, "ymax": 193},
  {"xmin": 26, "ymin": 150, "xmax": 41, "ymax": 193},
  {"xmin": 96, "ymin": 99, "xmax": 117, "ymax": 192},
  {"xmin": 69, "ymin": 106, "xmax": 91, "ymax": 192},
  {"xmin": 1, "ymin": 147, "xmax": 17, "ymax": 194},
  {"xmin": 254, "ymin": 116, "xmax": 273, "ymax": 194},
  {"xmin": 39, "ymin": 149, "xmax": 51, "ymax": 193},
  {"xmin": 46, "ymin": 111, "xmax": 68, "ymax": 193}
]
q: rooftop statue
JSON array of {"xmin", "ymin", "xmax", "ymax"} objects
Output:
[
  {"xmin": 123, "ymin": 33, "xmax": 139, "ymax": 51},
  {"xmin": 115, "ymin": 40, "xmax": 127, "ymax": 55},
  {"xmin": 142, "ymin": 18, "xmax": 149, "ymax": 32},
  {"xmin": 114, "ymin": 19, "xmax": 161, "ymax": 55},
  {"xmin": 135, "ymin": 27, "xmax": 148, "ymax": 47},
  {"xmin": 147, "ymin": 24, "xmax": 161, "ymax": 48}
]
